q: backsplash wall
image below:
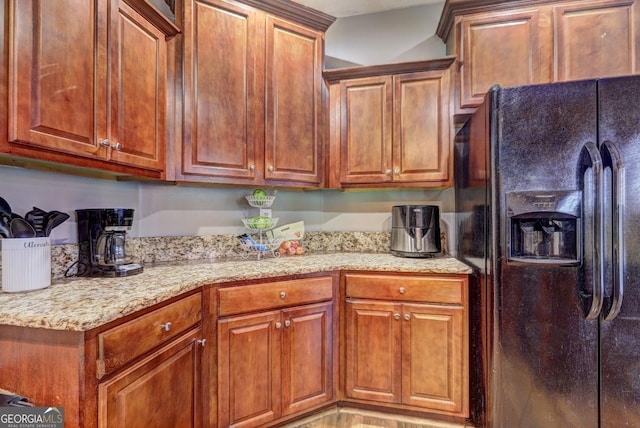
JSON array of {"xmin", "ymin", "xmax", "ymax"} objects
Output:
[{"xmin": 1, "ymin": 165, "xmax": 455, "ymax": 244}]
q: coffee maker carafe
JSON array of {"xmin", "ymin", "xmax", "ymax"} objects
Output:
[{"xmin": 76, "ymin": 209, "xmax": 143, "ymax": 277}]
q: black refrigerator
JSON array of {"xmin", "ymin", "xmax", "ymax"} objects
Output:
[{"xmin": 455, "ymin": 76, "xmax": 640, "ymax": 427}]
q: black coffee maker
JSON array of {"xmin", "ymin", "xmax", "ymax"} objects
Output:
[{"xmin": 76, "ymin": 209, "xmax": 143, "ymax": 277}]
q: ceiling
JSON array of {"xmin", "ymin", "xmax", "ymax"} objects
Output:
[{"xmin": 293, "ymin": 0, "xmax": 444, "ymax": 18}]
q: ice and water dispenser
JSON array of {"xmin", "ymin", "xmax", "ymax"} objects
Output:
[{"xmin": 507, "ymin": 191, "xmax": 582, "ymax": 265}]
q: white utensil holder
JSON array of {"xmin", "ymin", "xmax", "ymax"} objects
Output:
[{"xmin": 1, "ymin": 237, "xmax": 51, "ymax": 293}]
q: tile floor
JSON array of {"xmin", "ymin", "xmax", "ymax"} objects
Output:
[{"xmin": 280, "ymin": 407, "xmax": 473, "ymax": 428}]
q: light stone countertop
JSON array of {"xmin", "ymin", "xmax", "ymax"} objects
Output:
[{"xmin": 0, "ymin": 253, "xmax": 472, "ymax": 332}]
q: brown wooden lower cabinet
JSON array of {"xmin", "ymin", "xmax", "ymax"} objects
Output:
[
  {"xmin": 0, "ymin": 291, "xmax": 204, "ymax": 428},
  {"xmin": 0, "ymin": 271, "xmax": 470, "ymax": 427},
  {"xmin": 98, "ymin": 327, "xmax": 203, "ymax": 428},
  {"xmin": 343, "ymin": 273, "xmax": 469, "ymax": 418},
  {"xmin": 216, "ymin": 275, "xmax": 336, "ymax": 428}
]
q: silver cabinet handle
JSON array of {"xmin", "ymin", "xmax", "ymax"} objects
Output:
[
  {"xmin": 394, "ymin": 168, "xmax": 400, "ymax": 175},
  {"xmin": 111, "ymin": 142, "xmax": 122, "ymax": 151},
  {"xmin": 385, "ymin": 169, "xmax": 392, "ymax": 175},
  {"xmin": 399, "ymin": 287, "xmax": 406, "ymax": 294},
  {"xmin": 100, "ymin": 139, "xmax": 110, "ymax": 147},
  {"xmin": 197, "ymin": 339, "xmax": 206, "ymax": 347},
  {"xmin": 279, "ymin": 291, "xmax": 286, "ymax": 299},
  {"xmin": 268, "ymin": 165, "xmax": 274, "ymax": 172},
  {"xmin": 275, "ymin": 321, "xmax": 282, "ymax": 329},
  {"xmin": 160, "ymin": 322, "xmax": 172, "ymax": 332},
  {"xmin": 404, "ymin": 314, "xmax": 410, "ymax": 321},
  {"xmin": 284, "ymin": 320, "xmax": 291, "ymax": 327},
  {"xmin": 394, "ymin": 313, "xmax": 401, "ymax": 320},
  {"xmin": 249, "ymin": 164, "xmax": 256, "ymax": 171}
]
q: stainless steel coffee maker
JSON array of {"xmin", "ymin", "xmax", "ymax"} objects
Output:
[
  {"xmin": 76, "ymin": 209, "xmax": 143, "ymax": 277},
  {"xmin": 390, "ymin": 205, "xmax": 441, "ymax": 258}
]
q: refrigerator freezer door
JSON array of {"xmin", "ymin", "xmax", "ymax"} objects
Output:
[
  {"xmin": 492, "ymin": 81, "xmax": 600, "ymax": 428},
  {"xmin": 597, "ymin": 76, "xmax": 640, "ymax": 428}
]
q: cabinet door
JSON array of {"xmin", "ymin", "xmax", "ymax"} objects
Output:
[
  {"xmin": 181, "ymin": 0, "xmax": 262, "ymax": 182},
  {"xmin": 345, "ymin": 299, "xmax": 401, "ymax": 403},
  {"xmin": 393, "ymin": 70, "xmax": 451, "ymax": 184},
  {"xmin": 459, "ymin": 9, "xmax": 550, "ymax": 109},
  {"xmin": 467, "ymin": 93, "xmax": 490, "ymax": 185},
  {"xmin": 402, "ymin": 303, "xmax": 468, "ymax": 416},
  {"xmin": 339, "ymin": 76, "xmax": 393, "ymax": 184},
  {"xmin": 265, "ymin": 16, "xmax": 324, "ymax": 185},
  {"xmin": 553, "ymin": 0, "xmax": 640, "ymax": 81},
  {"xmin": 107, "ymin": 0, "xmax": 166, "ymax": 172},
  {"xmin": 8, "ymin": 0, "xmax": 107, "ymax": 158},
  {"xmin": 99, "ymin": 328, "xmax": 203, "ymax": 428},
  {"xmin": 218, "ymin": 311, "xmax": 281, "ymax": 428},
  {"xmin": 281, "ymin": 302, "xmax": 333, "ymax": 416}
]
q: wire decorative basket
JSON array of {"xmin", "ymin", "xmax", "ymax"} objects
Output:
[
  {"xmin": 245, "ymin": 195, "xmax": 276, "ymax": 208},
  {"xmin": 238, "ymin": 235, "xmax": 283, "ymax": 259},
  {"xmin": 241, "ymin": 217, "xmax": 279, "ymax": 230}
]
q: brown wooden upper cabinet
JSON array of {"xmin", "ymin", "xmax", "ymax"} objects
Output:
[
  {"xmin": 437, "ymin": 0, "xmax": 640, "ymax": 114},
  {"xmin": 176, "ymin": 0, "xmax": 335, "ymax": 188},
  {"xmin": 553, "ymin": 0, "xmax": 640, "ymax": 81},
  {"xmin": 3, "ymin": 0, "xmax": 179, "ymax": 178},
  {"xmin": 324, "ymin": 58, "xmax": 455, "ymax": 189},
  {"xmin": 457, "ymin": 8, "xmax": 551, "ymax": 111}
]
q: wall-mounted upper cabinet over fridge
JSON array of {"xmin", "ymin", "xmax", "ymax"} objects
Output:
[
  {"xmin": 437, "ymin": 0, "xmax": 640, "ymax": 114},
  {"xmin": 173, "ymin": 0, "xmax": 335, "ymax": 188},
  {"xmin": 324, "ymin": 58, "xmax": 455, "ymax": 189},
  {"xmin": 2, "ymin": 0, "xmax": 179, "ymax": 179}
]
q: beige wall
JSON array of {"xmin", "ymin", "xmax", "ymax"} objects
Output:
[{"xmin": 325, "ymin": 3, "xmax": 446, "ymax": 67}]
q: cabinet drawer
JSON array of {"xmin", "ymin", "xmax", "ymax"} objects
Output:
[
  {"xmin": 345, "ymin": 274, "xmax": 467, "ymax": 304},
  {"xmin": 218, "ymin": 276, "xmax": 334, "ymax": 316},
  {"xmin": 98, "ymin": 293, "xmax": 202, "ymax": 378}
]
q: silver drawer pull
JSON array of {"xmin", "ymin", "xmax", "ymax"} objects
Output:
[
  {"xmin": 280, "ymin": 291, "xmax": 286, "ymax": 299},
  {"xmin": 404, "ymin": 314, "xmax": 411, "ymax": 321},
  {"xmin": 394, "ymin": 313, "xmax": 401, "ymax": 320},
  {"xmin": 284, "ymin": 320, "xmax": 291, "ymax": 327},
  {"xmin": 197, "ymin": 339, "xmax": 206, "ymax": 347},
  {"xmin": 160, "ymin": 322, "xmax": 172, "ymax": 332},
  {"xmin": 399, "ymin": 287, "xmax": 406, "ymax": 294},
  {"xmin": 275, "ymin": 321, "xmax": 282, "ymax": 329}
]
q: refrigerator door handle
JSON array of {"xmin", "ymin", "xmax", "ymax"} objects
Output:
[
  {"xmin": 580, "ymin": 142, "xmax": 605, "ymax": 320},
  {"xmin": 601, "ymin": 141, "xmax": 625, "ymax": 321}
]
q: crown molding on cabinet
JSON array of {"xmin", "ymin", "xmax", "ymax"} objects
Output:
[
  {"xmin": 436, "ymin": 0, "xmax": 560, "ymax": 41},
  {"xmin": 124, "ymin": 0, "xmax": 181, "ymax": 37},
  {"xmin": 235, "ymin": 0, "xmax": 336, "ymax": 31},
  {"xmin": 323, "ymin": 56, "xmax": 456, "ymax": 82}
]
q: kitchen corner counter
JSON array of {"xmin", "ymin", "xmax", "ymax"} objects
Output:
[{"xmin": 0, "ymin": 253, "xmax": 472, "ymax": 331}]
